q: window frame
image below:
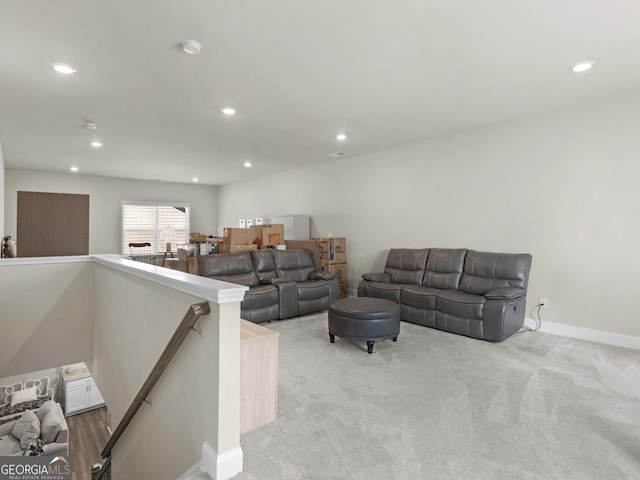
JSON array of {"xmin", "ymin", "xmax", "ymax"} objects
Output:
[{"xmin": 121, "ymin": 200, "xmax": 191, "ymax": 255}]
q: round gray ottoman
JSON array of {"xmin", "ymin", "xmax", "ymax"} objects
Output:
[{"xmin": 328, "ymin": 297, "xmax": 401, "ymax": 354}]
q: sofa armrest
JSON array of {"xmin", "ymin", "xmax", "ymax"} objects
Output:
[
  {"xmin": 43, "ymin": 442, "xmax": 68, "ymax": 456},
  {"xmin": 277, "ymin": 282, "xmax": 298, "ymax": 319},
  {"xmin": 484, "ymin": 287, "xmax": 525, "ymax": 301},
  {"xmin": 309, "ymin": 271, "xmax": 337, "ymax": 281},
  {"xmin": 362, "ymin": 272, "xmax": 391, "ymax": 282}
]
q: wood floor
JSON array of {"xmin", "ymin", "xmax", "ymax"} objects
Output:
[{"xmin": 65, "ymin": 407, "xmax": 111, "ymax": 480}]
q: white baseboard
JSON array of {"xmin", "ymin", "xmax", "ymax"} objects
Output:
[
  {"xmin": 201, "ymin": 442, "xmax": 243, "ymax": 480},
  {"xmin": 526, "ymin": 318, "xmax": 640, "ymax": 351}
]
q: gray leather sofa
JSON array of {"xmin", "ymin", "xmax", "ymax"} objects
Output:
[
  {"xmin": 358, "ymin": 248, "xmax": 532, "ymax": 342},
  {"xmin": 199, "ymin": 248, "xmax": 339, "ymax": 323}
]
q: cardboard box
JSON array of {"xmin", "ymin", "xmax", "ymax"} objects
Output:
[
  {"xmin": 261, "ymin": 224, "xmax": 285, "ymax": 246},
  {"xmin": 177, "ymin": 244, "xmax": 196, "ymax": 260},
  {"xmin": 188, "ymin": 257, "xmax": 199, "ymax": 275},
  {"xmin": 224, "ymin": 227, "xmax": 255, "ymax": 245},
  {"xmin": 320, "ymin": 251, "xmax": 347, "ymax": 264},
  {"xmin": 220, "ymin": 243, "xmax": 258, "ymax": 254},
  {"xmin": 252, "ymin": 225, "xmax": 264, "ymax": 247},
  {"xmin": 314, "ymin": 237, "xmax": 347, "ymax": 261},
  {"xmin": 322, "ymin": 261, "xmax": 348, "ymax": 298}
]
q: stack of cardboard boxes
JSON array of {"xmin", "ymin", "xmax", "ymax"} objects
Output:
[
  {"xmin": 220, "ymin": 227, "xmax": 257, "ymax": 253},
  {"xmin": 315, "ymin": 237, "xmax": 348, "ymax": 298},
  {"xmin": 186, "ymin": 224, "xmax": 287, "ymax": 274},
  {"xmin": 218, "ymin": 224, "xmax": 286, "ymax": 253}
]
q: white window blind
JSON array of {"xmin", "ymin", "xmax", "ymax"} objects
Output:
[{"xmin": 121, "ymin": 202, "xmax": 190, "ymax": 254}]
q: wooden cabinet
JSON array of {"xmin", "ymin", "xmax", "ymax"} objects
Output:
[
  {"xmin": 240, "ymin": 320, "xmax": 279, "ymax": 434},
  {"xmin": 62, "ymin": 368, "xmax": 105, "ymax": 416}
]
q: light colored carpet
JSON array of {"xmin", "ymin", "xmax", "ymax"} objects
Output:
[{"xmin": 235, "ymin": 313, "xmax": 640, "ymax": 480}]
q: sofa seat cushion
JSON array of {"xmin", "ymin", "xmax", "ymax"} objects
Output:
[
  {"xmin": 0, "ymin": 433, "xmax": 22, "ymax": 455},
  {"xmin": 241, "ymin": 304, "xmax": 279, "ymax": 323},
  {"xmin": 365, "ymin": 282, "xmax": 403, "ymax": 303},
  {"xmin": 297, "ymin": 280, "xmax": 330, "ymax": 301},
  {"xmin": 243, "ymin": 285, "xmax": 279, "ymax": 310},
  {"xmin": 400, "ymin": 285, "xmax": 441, "ymax": 310},
  {"xmin": 437, "ymin": 291, "xmax": 485, "ymax": 319}
]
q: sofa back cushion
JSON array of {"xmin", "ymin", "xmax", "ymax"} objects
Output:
[
  {"xmin": 272, "ymin": 249, "xmax": 316, "ymax": 282},
  {"xmin": 460, "ymin": 250, "xmax": 532, "ymax": 295},
  {"xmin": 11, "ymin": 410, "xmax": 41, "ymax": 449},
  {"xmin": 251, "ymin": 250, "xmax": 277, "ymax": 283},
  {"xmin": 198, "ymin": 252, "xmax": 259, "ymax": 287},
  {"xmin": 383, "ymin": 248, "xmax": 429, "ymax": 285},
  {"xmin": 422, "ymin": 248, "xmax": 467, "ymax": 289}
]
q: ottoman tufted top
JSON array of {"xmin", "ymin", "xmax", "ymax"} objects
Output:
[{"xmin": 329, "ymin": 297, "xmax": 400, "ymax": 320}]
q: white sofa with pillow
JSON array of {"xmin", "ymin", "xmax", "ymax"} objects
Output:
[
  {"xmin": 0, "ymin": 377, "xmax": 55, "ymax": 421},
  {"xmin": 0, "ymin": 401, "xmax": 68, "ymax": 456}
]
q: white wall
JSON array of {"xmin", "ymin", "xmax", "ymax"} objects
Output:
[
  {"xmin": 4, "ymin": 170, "xmax": 219, "ymax": 254},
  {"xmin": 0, "ymin": 260, "xmax": 95, "ymax": 378},
  {"xmin": 218, "ymin": 93, "xmax": 640, "ymax": 338}
]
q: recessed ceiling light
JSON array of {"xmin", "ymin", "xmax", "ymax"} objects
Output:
[
  {"xmin": 336, "ymin": 133, "xmax": 347, "ymax": 141},
  {"xmin": 572, "ymin": 61, "xmax": 595, "ymax": 73},
  {"xmin": 181, "ymin": 40, "xmax": 202, "ymax": 55},
  {"xmin": 85, "ymin": 122, "xmax": 97, "ymax": 130},
  {"xmin": 90, "ymin": 141, "xmax": 104, "ymax": 148},
  {"xmin": 221, "ymin": 107, "xmax": 236, "ymax": 116},
  {"xmin": 192, "ymin": 177, "xmax": 199, "ymax": 182},
  {"xmin": 70, "ymin": 166, "xmax": 79, "ymax": 172},
  {"xmin": 330, "ymin": 152, "xmax": 347, "ymax": 157},
  {"xmin": 243, "ymin": 161, "xmax": 252, "ymax": 168},
  {"xmin": 52, "ymin": 63, "xmax": 77, "ymax": 74}
]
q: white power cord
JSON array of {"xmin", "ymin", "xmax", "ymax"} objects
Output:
[{"xmin": 519, "ymin": 303, "xmax": 542, "ymax": 333}]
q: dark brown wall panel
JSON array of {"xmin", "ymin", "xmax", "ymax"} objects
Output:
[{"xmin": 17, "ymin": 191, "xmax": 89, "ymax": 257}]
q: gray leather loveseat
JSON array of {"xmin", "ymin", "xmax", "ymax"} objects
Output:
[
  {"xmin": 358, "ymin": 248, "xmax": 532, "ymax": 342},
  {"xmin": 199, "ymin": 248, "xmax": 339, "ymax": 323}
]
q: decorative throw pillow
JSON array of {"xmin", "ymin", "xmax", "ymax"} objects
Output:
[
  {"xmin": 10, "ymin": 410, "xmax": 41, "ymax": 449},
  {"xmin": 40, "ymin": 411, "xmax": 63, "ymax": 443},
  {"xmin": 10, "ymin": 386, "xmax": 38, "ymax": 406},
  {"xmin": 36, "ymin": 400, "xmax": 57, "ymax": 422}
]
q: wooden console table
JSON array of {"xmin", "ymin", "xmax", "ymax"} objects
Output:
[{"xmin": 240, "ymin": 320, "xmax": 279, "ymax": 434}]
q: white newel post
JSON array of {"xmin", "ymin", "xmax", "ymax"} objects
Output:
[{"xmin": 202, "ymin": 301, "xmax": 243, "ymax": 479}]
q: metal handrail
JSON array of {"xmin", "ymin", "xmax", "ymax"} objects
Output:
[{"xmin": 100, "ymin": 302, "xmax": 211, "ymax": 459}]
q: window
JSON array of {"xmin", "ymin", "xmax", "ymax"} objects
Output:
[{"xmin": 121, "ymin": 201, "xmax": 190, "ymax": 254}]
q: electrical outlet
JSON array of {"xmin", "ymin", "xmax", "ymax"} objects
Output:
[{"xmin": 539, "ymin": 297, "xmax": 548, "ymax": 308}]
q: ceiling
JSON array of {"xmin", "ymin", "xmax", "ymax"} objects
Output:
[{"xmin": 1, "ymin": 1, "xmax": 640, "ymax": 186}]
